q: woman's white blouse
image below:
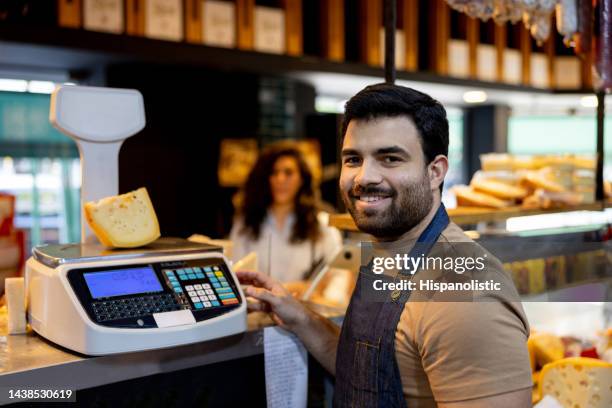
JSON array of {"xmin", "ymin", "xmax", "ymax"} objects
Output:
[{"xmin": 229, "ymin": 211, "xmax": 343, "ymax": 283}]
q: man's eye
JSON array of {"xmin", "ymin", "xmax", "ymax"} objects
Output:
[
  {"xmin": 343, "ymin": 157, "xmax": 361, "ymax": 165},
  {"xmin": 382, "ymin": 156, "xmax": 402, "ymax": 163}
]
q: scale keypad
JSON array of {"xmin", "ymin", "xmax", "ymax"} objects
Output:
[
  {"xmin": 164, "ymin": 266, "xmax": 239, "ymax": 310},
  {"xmin": 92, "ymin": 294, "xmax": 183, "ymax": 322}
]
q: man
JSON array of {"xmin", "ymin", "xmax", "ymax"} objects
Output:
[{"xmin": 237, "ymin": 84, "xmax": 532, "ymax": 407}]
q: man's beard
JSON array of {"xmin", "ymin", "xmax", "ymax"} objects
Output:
[{"xmin": 343, "ymin": 174, "xmax": 434, "ymax": 239}]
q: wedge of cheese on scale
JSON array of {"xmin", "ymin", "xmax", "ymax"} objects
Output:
[{"xmin": 84, "ymin": 187, "xmax": 160, "ymax": 248}]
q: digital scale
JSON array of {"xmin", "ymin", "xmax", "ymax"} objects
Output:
[
  {"xmin": 26, "ymin": 238, "xmax": 246, "ymax": 355},
  {"xmin": 24, "ymin": 85, "xmax": 247, "ymax": 355}
]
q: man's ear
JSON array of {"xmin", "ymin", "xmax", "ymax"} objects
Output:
[{"xmin": 428, "ymin": 155, "xmax": 448, "ymax": 191}]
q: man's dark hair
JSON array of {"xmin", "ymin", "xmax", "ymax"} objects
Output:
[{"xmin": 342, "ymin": 84, "xmax": 449, "ymax": 190}]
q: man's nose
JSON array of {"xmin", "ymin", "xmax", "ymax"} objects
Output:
[{"xmin": 354, "ymin": 159, "xmax": 382, "ymax": 186}]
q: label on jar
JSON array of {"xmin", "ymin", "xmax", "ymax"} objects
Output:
[
  {"xmin": 83, "ymin": 0, "xmax": 124, "ymax": 33},
  {"xmin": 254, "ymin": 6, "xmax": 285, "ymax": 54},
  {"xmin": 203, "ymin": 0, "xmax": 236, "ymax": 48},
  {"xmin": 145, "ymin": 0, "xmax": 184, "ymax": 42}
]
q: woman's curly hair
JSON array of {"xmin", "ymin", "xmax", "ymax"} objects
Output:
[{"xmin": 236, "ymin": 142, "xmax": 321, "ymax": 243}]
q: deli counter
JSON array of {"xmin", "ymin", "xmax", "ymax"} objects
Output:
[{"xmin": 1, "ymin": 213, "xmax": 610, "ymax": 406}]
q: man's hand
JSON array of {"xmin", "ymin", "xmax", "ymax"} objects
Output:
[
  {"xmin": 236, "ymin": 270, "xmax": 340, "ymax": 375},
  {"xmin": 236, "ymin": 270, "xmax": 311, "ymax": 333}
]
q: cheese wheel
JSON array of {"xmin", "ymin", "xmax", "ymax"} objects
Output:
[
  {"xmin": 452, "ymin": 186, "xmax": 510, "ymax": 209},
  {"xmin": 470, "ymin": 179, "xmax": 528, "ymax": 200},
  {"xmin": 6, "ymin": 277, "xmax": 26, "ymax": 334},
  {"xmin": 84, "ymin": 187, "xmax": 161, "ymax": 248},
  {"xmin": 539, "ymin": 357, "xmax": 612, "ymax": 408}
]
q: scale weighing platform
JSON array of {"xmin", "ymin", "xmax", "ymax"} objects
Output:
[{"xmin": 25, "ymin": 238, "xmax": 247, "ymax": 355}]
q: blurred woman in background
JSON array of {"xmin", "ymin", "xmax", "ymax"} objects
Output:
[{"xmin": 230, "ymin": 142, "xmax": 342, "ymax": 283}]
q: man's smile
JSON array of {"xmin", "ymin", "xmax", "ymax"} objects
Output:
[{"xmin": 350, "ymin": 191, "xmax": 393, "ymax": 212}]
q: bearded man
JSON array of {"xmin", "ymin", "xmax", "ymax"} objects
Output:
[{"xmin": 237, "ymin": 84, "xmax": 532, "ymax": 407}]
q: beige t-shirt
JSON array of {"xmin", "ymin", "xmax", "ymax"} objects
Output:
[{"xmin": 393, "ymin": 222, "xmax": 533, "ymax": 406}]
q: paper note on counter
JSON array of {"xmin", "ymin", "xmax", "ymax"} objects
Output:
[
  {"xmin": 5, "ymin": 277, "xmax": 26, "ymax": 334},
  {"xmin": 264, "ymin": 326, "xmax": 308, "ymax": 408}
]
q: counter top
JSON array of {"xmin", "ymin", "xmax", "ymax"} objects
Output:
[{"xmin": 0, "ymin": 303, "xmax": 343, "ymax": 405}]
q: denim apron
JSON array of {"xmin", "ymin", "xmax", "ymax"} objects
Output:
[{"xmin": 333, "ymin": 205, "xmax": 449, "ymax": 407}]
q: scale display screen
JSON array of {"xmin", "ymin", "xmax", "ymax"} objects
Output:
[{"xmin": 83, "ymin": 266, "xmax": 163, "ymax": 299}]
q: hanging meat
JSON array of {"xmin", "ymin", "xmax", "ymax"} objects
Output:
[{"xmin": 444, "ymin": 0, "xmax": 565, "ymax": 43}]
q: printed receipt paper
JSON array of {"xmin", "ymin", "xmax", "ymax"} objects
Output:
[{"xmin": 264, "ymin": 326, "xmax": 308, "ymax": 408}]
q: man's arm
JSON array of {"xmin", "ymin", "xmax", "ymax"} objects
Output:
[{"xmin": 236, "ymin": 271, "xmax": 340, "ymax": 374}]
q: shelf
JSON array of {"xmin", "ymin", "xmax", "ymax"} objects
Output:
[
  {"xmin": 0, "ymin": 23, "xmax": 592, "ymax": 94},
  {"xmin": 329, "ymin": 202, "xmax": 606, "ymax": 231}
]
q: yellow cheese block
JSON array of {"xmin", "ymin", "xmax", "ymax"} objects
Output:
[
  {"xmin": 529, "ymin": 332, "xmax": 565, "ymax": 367},
  {"xmin": 84, "ymin": 187, "xmax": 160, "ymax": 248},
  {"xmin": 539, "ymin": 357, "xmax": 612, "ymax": 408}
]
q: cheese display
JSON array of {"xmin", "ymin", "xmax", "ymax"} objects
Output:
[
  {"xmin": 5, "ymin": 277, "xmax": 26, "ymax": 334},
  {"xmin": 84, "ymin": 187, "xmax": 161, "ymax": 248},
  {"xmin": 538, "ymin": 357, "xmax": 612, "ymax": 408},
  {"xmin": 452, "ymin": 154, "xmax": 597, "ymax": 211}
]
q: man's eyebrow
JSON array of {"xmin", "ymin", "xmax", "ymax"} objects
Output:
[
  {"xmin": 341, "ymin": 148, "xmax": 360, "ymax": 156},
  {"xmin": 375, "ymin": 146, "xmax": 410, "ymax": 156}
]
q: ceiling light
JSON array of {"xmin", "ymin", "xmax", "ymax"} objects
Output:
[
  {"xmin": 463, "ymin": 90, "xmax": 488, "ymax": 103},
  {"xmin": 0, "ymin": 79, "xmax": 28, "ymax": 92}
]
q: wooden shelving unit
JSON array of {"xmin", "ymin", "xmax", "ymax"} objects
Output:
[
  {"xmin": 329, "ymin": 202, "xmax": 607, "ymax": 231},
  {"xmin": 0, "ymin": 23, "xmax": 592, "ymax": 94}
]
